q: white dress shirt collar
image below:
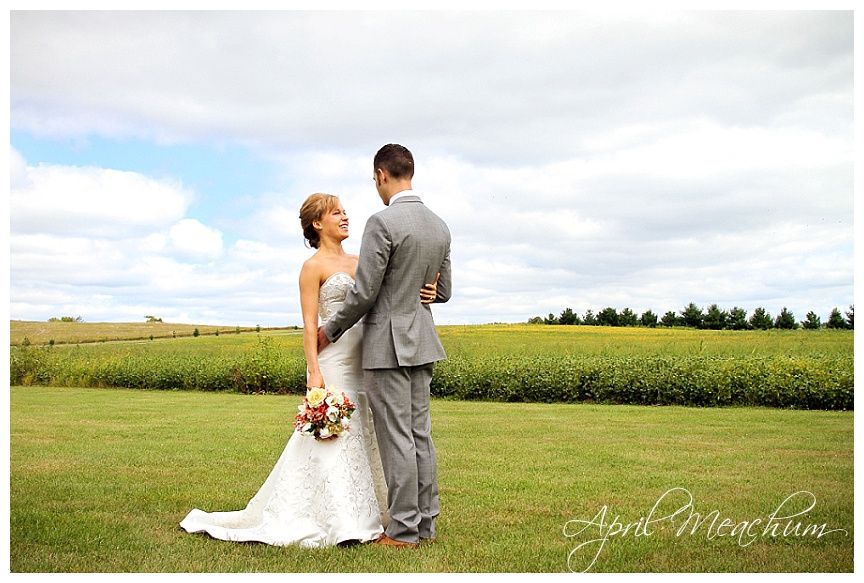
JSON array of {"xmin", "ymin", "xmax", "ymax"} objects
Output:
[{"xmin": 389, "ymin": 189, "xmax": 413, "ymax": 204}]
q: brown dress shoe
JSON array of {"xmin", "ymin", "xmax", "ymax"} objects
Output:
[{"xmin": 374, "ymin": 534, "xmax": 419, "ymax": 548}]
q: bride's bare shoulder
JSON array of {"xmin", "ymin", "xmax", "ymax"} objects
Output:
[
  {"xmin": 299, "ymin": 254, "xmax": 326, "ymax": 284},
  {"xmin": 301, "ymin": 253, "xmax": 321, "ymax": 270}
]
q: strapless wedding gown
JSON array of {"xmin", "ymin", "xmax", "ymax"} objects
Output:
[{"xmin": 180, "ymin": 272, "xmax": 389, "ymax": 547}]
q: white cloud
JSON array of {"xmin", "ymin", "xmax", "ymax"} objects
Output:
[
  {"xmin": 168, "ymin": 219, "xmax": 224, "ymax": 261},
  {"xmin": 8, "ymin": 152, "xmax": 271, "ymax": 324},
  {"xmin": 10, "ymin": 150, "xmax": 192, "ymax": 238},
  {"xmin": 7, "ymin": 11, "xmax": 855, "ymax": 326},
  {"xmin": 10, "ymin": 12, "xmax": 851, "ymax": 159}
]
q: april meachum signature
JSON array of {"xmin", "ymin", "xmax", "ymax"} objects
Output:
[{"xmin": 563, "ymin": 487, "xmax": 848, "ymax": 572}]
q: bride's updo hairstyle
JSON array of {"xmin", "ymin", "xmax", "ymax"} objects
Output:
[{"xmin": 299, "ymin": 193, "xmax": 340, "ymax": 249}]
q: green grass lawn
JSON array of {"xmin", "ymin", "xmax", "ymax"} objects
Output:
[{"xmin": 10, "ymin": 386, "xmax": 853, "ymax": 573}]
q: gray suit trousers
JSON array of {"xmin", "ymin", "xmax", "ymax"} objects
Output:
[{"xmin": 364, "ymin": 363, "xmax": 439, "ymax": 542}]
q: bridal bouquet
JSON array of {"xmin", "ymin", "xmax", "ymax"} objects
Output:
[{"xmin": 294, "ymin": 387, "xmax": 356, "ymax": 441}]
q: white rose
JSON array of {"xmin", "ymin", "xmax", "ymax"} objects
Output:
[{"xmin": 306, "ymin": 387, "xmax": 327, "ymax": 408}]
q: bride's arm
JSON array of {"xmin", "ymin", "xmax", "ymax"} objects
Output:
[{"xmin": 299, "ymin": 262, "xmax": 325, "ymax": 390}]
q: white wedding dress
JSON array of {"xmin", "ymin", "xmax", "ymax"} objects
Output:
[{"xmin": 180, "ymin": 272, "xmax": 389, "ymax": 547}]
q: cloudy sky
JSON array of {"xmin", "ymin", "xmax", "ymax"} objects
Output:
[{"xmin": 8, "ymin": 9, "xmax": 855, "ymax": 327}]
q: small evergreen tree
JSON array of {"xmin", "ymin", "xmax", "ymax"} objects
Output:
[
  {"xmin": 640, "ymin": 310, "xmax": 658, "ymax": 328},
  {"xmin": 727, "ymin": 306, "xmax": 750, "ymax": 330},
  {"xmin": 826, "ymin": 307, "xmax": 846, "ymax": 329},
  {"xmin": 681, "ymin": 302, "xmax": 704, "ymax": 329},
  {"xmin": 558, "ymin": 307, "xmax": 580, "ymax": 325},
  {"xmin": 749, "ymin": 307, "xmax": 773, "ymax": 330},
  {"xmin": 660, "ymin": 311, "xmax": 680, "ymax": 327},
  {"xmin": 703, "ymin": 304, "xmax": 728, "ymax": 330},
  {"xmin": 597, "ymin": 307, "xmax": 619, "ymax": 327},
  {"xmin": 618, "ymin": 308, "xmax": 638, "ymax": 327},
  {"xmin": 802, "ymin": 311, "xmax": 821, "ymax": 330},
  {"xmin": 845, "ymin": 305, "xmax": 854, "ymax": 329},
  {"xmin": 582, "ymin": 309, "xmax": 598, "ymax": 326},
  {"xmin": 774, "ymin": 307, "xmax": 798, "ymax": 330}
]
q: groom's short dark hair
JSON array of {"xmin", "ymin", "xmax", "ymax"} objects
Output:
[{"xmin": 374, "ymin": 144, "xmax": 414, "ymax": 180}]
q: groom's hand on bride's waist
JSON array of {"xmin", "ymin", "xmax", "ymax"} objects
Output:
[{"xmin": 317, "ymin": 326, "xmax": 331, "ymax": 353}]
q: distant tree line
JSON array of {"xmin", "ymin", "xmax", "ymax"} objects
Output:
[{"xmin": 530, "ymin": 303, "xmax": 854, "ymax": 330}]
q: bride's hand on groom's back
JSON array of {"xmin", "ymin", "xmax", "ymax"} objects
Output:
[{"xmin": 420, "ymin": 273, "xmax": 440, "ymax": 304}]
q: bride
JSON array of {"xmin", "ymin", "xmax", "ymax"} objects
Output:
[{"xmin": 179, "ymin": 193, "xmax": 438, "ymax": 547}]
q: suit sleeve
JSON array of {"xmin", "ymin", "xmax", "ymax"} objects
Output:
[
  {"xmin": 433, "ymin": 246, "xmax": 452, "ymax": 304},
  {"xmin": 323, "ymin": 214, "xmax": 390, "ymax": 342}
]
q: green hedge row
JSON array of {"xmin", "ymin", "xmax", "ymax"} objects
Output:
[
  {"xmin": 9, "ymin": 343, "xmax": 853, "ymax": 410},
  {"xmin": 9, "ymin": 338, "xmax": 307, "ymax": 395},
  {"xmin": 431, "ymin": 355, "xmax": 853, "ymax": 410}
]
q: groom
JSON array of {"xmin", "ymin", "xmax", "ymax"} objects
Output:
[{"xmin": 318, "ymin": 144, "xmax": 452, "ymax": 548}]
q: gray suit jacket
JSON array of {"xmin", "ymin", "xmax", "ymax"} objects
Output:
[{"xmin": 323, "ymin": 194, "xmax": 451, "ymax": 369}]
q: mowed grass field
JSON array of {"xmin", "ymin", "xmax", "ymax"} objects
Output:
[
  {"xmin": 9, "ymin": 319, "xmax": 854, "ymax": 357},
  {"xmin": 7, "ymin": 321, "xmax": 855, "ymax": 572},
  {"xmin": 10, "ymin": 319, "xmax": 275, "ymax": 345},
  {"xmin": 10, "ymin": 387, "xmax": 853, "ymax": 573}
]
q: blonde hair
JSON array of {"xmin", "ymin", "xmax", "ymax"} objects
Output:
[{"xmin": 299, "ymin": 193, "xmax": 340, "ymax": 249}]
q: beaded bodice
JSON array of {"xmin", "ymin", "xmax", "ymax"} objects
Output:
[{"xmin": 318, "ymin": 271, "xmax": 354, "ymax": 323}]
